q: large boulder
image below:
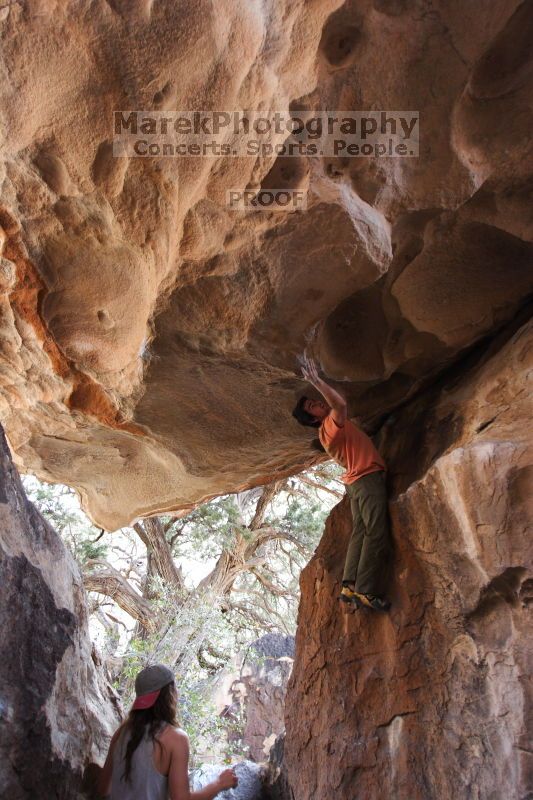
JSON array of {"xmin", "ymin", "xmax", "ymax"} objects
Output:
[
  {"xmin": 214, "ymin": 633, "xmax": 294, "ymax": 762},
  {"xmin": 191, "ymin": 760, "xmax": 264, "ymax": 800},
  {"xmin": 284, "ymin": 317, "xmax": 533, "ymax": 799},
  {"xmin": 0, "ymin": 1, "xmax": 531, "ymax": 529},
  {"xmin": 0, "ymin": 425, "xmax": 121, "ymax": 799}
]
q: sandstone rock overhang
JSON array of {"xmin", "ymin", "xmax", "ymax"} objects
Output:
[{"xmin": 0, "ymin": 0, "xmax": 531, "ymax": 529}]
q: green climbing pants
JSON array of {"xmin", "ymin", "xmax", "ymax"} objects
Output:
[{"xmin": 343, "ymin": 470, "xmax": 391, "ymax": 596}]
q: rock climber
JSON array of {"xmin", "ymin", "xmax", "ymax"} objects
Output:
[
  {"xmin": 93, "ymin": 664, "xmax": 238, "ymax": 799},
  {"xmin": 292, "ymin": 355, "xmax": 392, "ymax": 612}
]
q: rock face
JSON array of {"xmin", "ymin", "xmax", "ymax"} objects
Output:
[
  {"xmin": 214, "ymin": 633, "xmax": 294, "ymax": 762},
  {"xmin": 0, "ymin": 425, "xmax": 121, "ymax": 800},
  {"xmin": 192, "ymin": 760, "xmax": 264, "ymax": 800},
  {"xmin": 263, "ymin": 735, "xmax": 293, "ymax": 800},
  {"xmin": 0, "ymin": 1, "xmax": 531, "ymax": 528},
  {"xmin": 0, "ymin": 3, "xmax": 532, "ymax": 795},
  {"xmin": 238, "ymin": 635, "xmax": 294, "ymax": 763},
  {"xmin": 284, "ymin": 318, "xmax": 532, "ymax": 800}
]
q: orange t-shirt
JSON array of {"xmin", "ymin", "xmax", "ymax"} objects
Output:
[{"xmin": 319, "ymin": 413, "xmax": 386, "ymax": 485}]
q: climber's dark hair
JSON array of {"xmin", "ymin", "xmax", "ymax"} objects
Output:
[
  {"xmin": 122, "ymin": 682, "xmax": 177, "ymax": 784},
  {"xmin": 292, "ymin": 396, "xmax": 321, "ymax": 428}
]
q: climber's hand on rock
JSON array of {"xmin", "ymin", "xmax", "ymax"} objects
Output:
[
  {"xmin": 298, "ymin": 352, "xmax": 347, "ymax": 424},
  {"xmin": 299, "ymin": 353, "xmax": 320, "ymax": 386},
  {"xmin": 217, "ymin": 768, "xmax": 238, "ymax": 791}
]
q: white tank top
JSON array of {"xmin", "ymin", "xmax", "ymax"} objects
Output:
[{"xmin": 110, "ymin": 724, "xmax": 169, "ymax": 800}]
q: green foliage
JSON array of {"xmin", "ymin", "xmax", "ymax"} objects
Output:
[
  {"xmin": 119, "ymin": 636, "xmax": 154, "ymax": 687},
  {"xmin": 72, "ymin": 536, "xmax": 108, "ymax": 563},
  {"xmin": 164, "ymin": 496, "xmax": 242, "ymax": 561},
  {"xmin": 24, "ymin": 465, "xmax": 343, "ymax": 762},
  {"xmin": 279, "ymin": 496, "xmax": 327, "ymax": 544},
  {"xmin": 22, "ymin": 477, "xmax": 108, "ymax": 566},
  {"xmin": 23, "ymin": 479, "xmax": 79, "ymax": 532},
  {"xmin": 179, "ymin": 680, "xmax": 228, "ymax": 766}
]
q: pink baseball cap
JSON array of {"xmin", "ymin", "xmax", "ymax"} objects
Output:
[
  {"xmin": 132, "ymin": 664, "xmax": 174, "ymax": 710},
  {"xmin": 132, "ymin": 689, "xmax": 162, "ymax": 710}
]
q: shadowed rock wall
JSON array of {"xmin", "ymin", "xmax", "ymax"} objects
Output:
[
  {"xmin": 284, "ymin": 317, "xmax": 532, "ymax": 800},
  {"xmin": 0, "ymin": 426, "xmax": 121, "ymax": 800}
]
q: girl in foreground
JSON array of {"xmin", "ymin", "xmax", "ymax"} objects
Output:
[{"xmin": 97, "ymin": 664, "xmax": 238, "ymax": 799}]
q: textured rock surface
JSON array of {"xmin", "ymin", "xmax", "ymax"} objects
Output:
[
  {"xmin": 284, "ymin": 318, "xmax": 533, "ymax": 800},
  {"xmin": 0, "ymin": 3, "xmax": 531, "ymax": 795},
  {"xmin": 214, "ymin": 633, "xmax": 294, "ymax": 762},
  {"xmin": 192, "ymin": 760, "xmax": 264, "ymax": 800},
  {"xmin": 263, "ymin": 735, "xmax": 293, "ymax": 800},
  {"xmin": 0, "ymin": 1, "xmax": 531, "ymax": 528},
  {"xmin": 0, "ymin": 425, "xmax": 121, "ymax": 800}
]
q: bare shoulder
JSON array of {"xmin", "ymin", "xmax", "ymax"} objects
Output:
[{"xmin": 161, "ymin": 725, "xmax": 189, "ymax": 750}]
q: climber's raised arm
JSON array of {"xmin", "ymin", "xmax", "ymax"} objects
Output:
[{"xmin": 300, "ymin": 354, "xmax": 347, "ymax": 426}]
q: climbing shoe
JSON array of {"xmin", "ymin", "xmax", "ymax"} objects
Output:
[
  {"xmin": 339, "ymin": 586, "xmax": 361, "ymax": 607},
  {"xmin": 352, "ymin": 592, "xmax": 391, "ymax": 612}
]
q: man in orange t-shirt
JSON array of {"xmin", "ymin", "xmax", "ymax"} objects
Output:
[{"xmin": 292, "ymin": 356, "xmax": 391, "ymax": 612}]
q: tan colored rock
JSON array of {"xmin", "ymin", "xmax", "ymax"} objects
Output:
[
  {"xmin": 0, "ymin": 5, "xmax": 531, "ymax": 794},
  {"xmin": 284, "ymin": 319, "xmax": 533, "ymax": 800},
  {"xmin": 0, "ymin": 1, "xmax": 531, "ymax": 530},
  {"xmin": 390, "ymin": 215, "xmax": 533, "ymax": 348}
]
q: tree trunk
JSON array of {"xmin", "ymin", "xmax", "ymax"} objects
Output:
[
  {"xmin": 84, "ymin": 568, "xmax": 158, "ymax": 630},
  {"xmin": 134, "ymin": 519, "xmax": 184, "ymax": 591}
]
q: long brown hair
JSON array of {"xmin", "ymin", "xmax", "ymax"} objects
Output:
[{"xmin": 122, "ymin": 682, "xmax": 178, "ymax": 784}]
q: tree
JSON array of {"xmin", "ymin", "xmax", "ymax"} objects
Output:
[{"xmin": 23, "ymin": 464, "xmax": 342, "ymax": 757}]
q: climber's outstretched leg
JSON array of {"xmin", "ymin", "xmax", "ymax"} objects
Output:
[
  {"xmin": 339, "ymin": 485, "xmax": 365, "ymax": 608},
  {"xmin": 340, "ymin": 471, "xmax": 392, "ymax": 612}
]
